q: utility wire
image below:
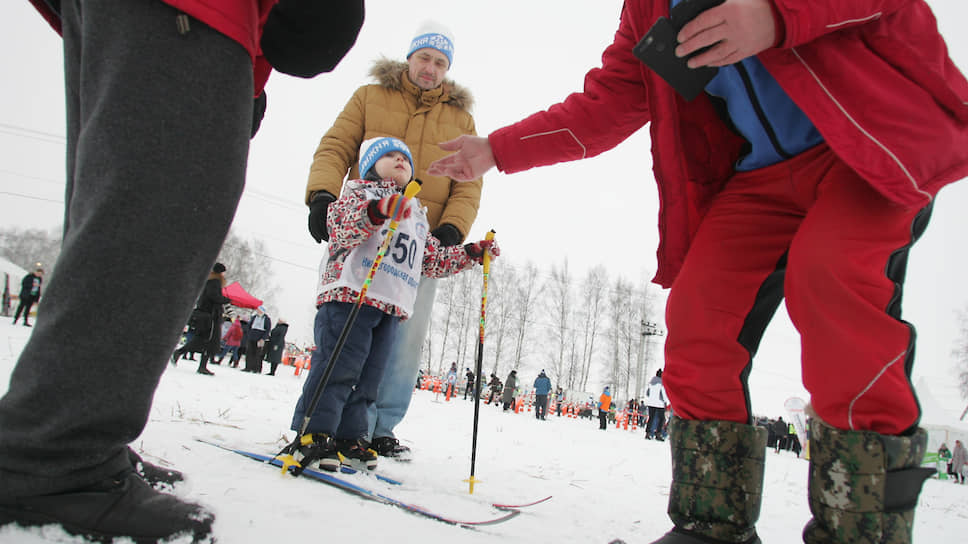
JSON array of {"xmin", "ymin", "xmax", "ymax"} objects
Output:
[{"xmin": 0, "ymin": 123, "xmax": 65, "ymax": 145}]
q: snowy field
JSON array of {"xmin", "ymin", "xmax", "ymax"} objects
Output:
[{"xmin": 0, "ymin": 320, "xmax": 965, "ymax": 543}]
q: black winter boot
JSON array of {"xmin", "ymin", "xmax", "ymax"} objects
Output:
[
  {"xmin": 127, "ymin": 447, "xmax": 184, "ymax": 490},
  {"xmin": 803, "ymin": 417, "xmax": 934, "ymax": 544},
  {"xmin": 0, "ymin": 469, "xmax": 213, "ymax": 543},
  {"xmin": 650, "ymin": 418, "xmax": 767, "ymax": 544}
]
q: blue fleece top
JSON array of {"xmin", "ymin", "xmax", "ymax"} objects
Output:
[{"xmin": 670, "ymin": 0, "xmax": 824, "ymax": 171}]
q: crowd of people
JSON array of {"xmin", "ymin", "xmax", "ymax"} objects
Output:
[
  {"xmin": 415, "ymin": 367, "xmax": 676, "ymax": 438},
  {"xmin": 939, "ymin": 440, "xmax": 968, "ymax": 484},
  {"xmin": 2, "ymin": 1, "xmax": 965, "ymax": 542},
  {"xmin": 169, "ymin": 264, "xmax": 291, "ymax": 377}
]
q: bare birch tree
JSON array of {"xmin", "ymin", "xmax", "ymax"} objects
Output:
[
  {"xmin": 482, "ymin": 259, "xmax": 514, "ymax": 380},
  {"xmin": 578, "ymin": 265, "xmax": 608, "ymax": 390},
  {"xmin": 606, "ymin": 277, "xmax": 640, "ymax": 399},
  {"xmin": 545, "ymin": 259, "xmax": 572, "ymax": 387},
  {"xmin": 430, "ymin": 275, "xmax": 460, "ymax": 374},
  {"xmin": 0, "ymin": 227, "xmax": 61, "ymax": 277},
  {"xmin": 216, "ymin": 230, "xmax": 278, "ymax": 313},
  {"xmin": 952, "ymin": 306, "xmax": 968, "ymax": 420},
  {"xmin": 508, "ymin": 261, "xmax": 543, "ymax": 374}
]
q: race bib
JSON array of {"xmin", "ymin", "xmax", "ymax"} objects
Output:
[{"xmin": 324, "ymin": 191, "xmax": 428, "ymax": 317}]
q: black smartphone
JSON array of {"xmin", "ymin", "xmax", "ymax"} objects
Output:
[
  {"xmin": 670, "ymin": 0, "xmax": 726, "ymax": 29},
  {"xmin": 632, "ymin": 0, "xmax": 726, "ymax": 101}
]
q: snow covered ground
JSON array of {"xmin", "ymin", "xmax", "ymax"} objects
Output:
[{"xmin": 0, "ymin": 320, "xmax": 965, "ymax": 543}]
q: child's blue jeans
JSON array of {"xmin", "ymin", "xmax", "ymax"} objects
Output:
[{"xmin": 291, "ymin": 302, "xmax": 399, "ymax": 439}]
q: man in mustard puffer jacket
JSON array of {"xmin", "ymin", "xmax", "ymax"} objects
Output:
[{"xmin": 305, "ymin": 21, "xmax": 482, "ymax": 461}]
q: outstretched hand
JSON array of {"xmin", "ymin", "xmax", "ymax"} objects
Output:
[
  {"xmin": 675, "ymin": 0, "xmax": 777, "ymax": 68},
  {"xmin": 427, "ymin": 135, "xmax": 496, "ymax": 181}
]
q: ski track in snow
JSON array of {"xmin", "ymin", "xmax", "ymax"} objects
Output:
[{"xmin": 1, "ymin": 321, "xmax": 966, "ymax": 543}]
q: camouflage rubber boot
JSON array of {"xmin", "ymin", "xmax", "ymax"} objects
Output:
[
  {"xmin": 803, "ymin": 418, "xmax": 935, "ymax": 544},
  {"xmin": 650, "ymin": 418, "xmax": 767, "ymax": 544}
]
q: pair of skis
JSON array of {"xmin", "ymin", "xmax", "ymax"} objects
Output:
[{"xmin": 196, "ymin": 439, "xmax": 550, "ymax": 527}]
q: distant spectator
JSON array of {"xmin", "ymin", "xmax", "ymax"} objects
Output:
[
  {"xmin": 214, "ymin": 317, "xmax": 244, "ymax": 367},
  {"xmin": 463, "ymin": 368, "xmax": 475, "ymax": 400},
  {"xmin": 243, "ymin": 306, "xmax": 272, "ymax": 373},
  {"xmin": 12, "ymin": 265, "xmax": 43, "ymax": 327},
  {"xmin": 533, "ymin": 370, "xmax": 552, "ymax": 420},
  {"xmin": 555, "ymin": 387, "xmax": 565, "ymax": 417},
  {"xmin": 486, "ymin": 374, "xmax": 502, "ymax": 405},
  {"xmin": 773, "ymin": 417, "xmax": 787, "ymax": 453},
  {"xmin": 445, "ymin": 362, "xmax": 458, "ymax": 398},
  {"xmin": 598, "ymin": 386, "xmax": 611, "ymax": 430},
  {"xmin": 953, "ymin": 440, "xmax": 967, "ymax": 484},
  {"xmin": 644, "ymin": 369, "xmax": 667, "ymax": 441},
  {"xmin": 170, "ymin": 263, "xmax": 231, "ymax": 376},
  {"xmin": 265, "ymin": 319, "xmax": 289, "ymax": 376},
  {"xmin": 502, "ymin": 370, "xmax": 517, "ymax": 412},
  {"xmin": 938, "ymin": 443, "xmax": 953, "ymax": 479}
]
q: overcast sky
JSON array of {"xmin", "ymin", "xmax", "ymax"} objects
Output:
[{"xmin": 2, "ymin": 1, "xmax": 968, "ymax": 415}]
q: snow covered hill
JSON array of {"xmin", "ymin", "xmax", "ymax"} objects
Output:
[{"xmin": 0, "ymin": 321, "xmax": 965, "ymax": 543}]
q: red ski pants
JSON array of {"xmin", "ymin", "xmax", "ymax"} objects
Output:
[{"xmin": 664, "ymin": 144, "xmax": 930, "ymax": 435}]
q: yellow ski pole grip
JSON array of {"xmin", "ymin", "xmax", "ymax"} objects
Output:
[
  {"xmin": 482, "ymin": 229, "xmax": 496, "ymax": 273},
  {"xmin": 404, "ymin": 180, "xmax": 422, "ymax": 199}
]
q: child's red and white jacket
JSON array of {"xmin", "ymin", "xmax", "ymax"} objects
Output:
[{"xmin": 316, "ymin": 178, "xmax": 477, "ymax": 319}]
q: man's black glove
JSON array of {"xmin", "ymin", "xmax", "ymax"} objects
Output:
[
  {"xmin": 308, "ymin": 191, "xmax": 337, "ymax": 243},
  {"xmin": 251, "ymin": 91, "xmax": 267, "ymax": 138},
  {"xmin": 261, "ymin": 0, "xmax": 365, "ymax": 78},
  {"xmin": 431, "ymin": 224, "xmax": 462, "ymax": 247}
]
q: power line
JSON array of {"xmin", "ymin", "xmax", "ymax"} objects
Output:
[
  {"xmin": 0, "ymin": 190, "xmax": 62, "ymax": 205},
  {"xmin": 0, "ymin": 168, "xmax": 63, "ymax": 185},
  {"xmin": 0, "ymin": 123, "xmax": 65, "ymax": 145}
]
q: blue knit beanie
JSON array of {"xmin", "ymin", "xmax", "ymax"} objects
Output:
[
  {"xmin": 358, "ymin": 137, "xmax": 414, "ymax": 181},
  {"xmin": 407, "ymin": 21, "xmax": 455, "ymax": 67}
]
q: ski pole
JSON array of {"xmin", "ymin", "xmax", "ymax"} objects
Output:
[
  {"xmin": 277, "ymin": 180, "xmax": 422, "ymax": 472},
  {"xmin": 465, "ymin": 229, "xmax": 495, "ymax": 494}
]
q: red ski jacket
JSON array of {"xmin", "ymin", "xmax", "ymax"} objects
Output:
[{"xmin": 489, "ymin": 0, "xmax": 968, "ymax": 288}]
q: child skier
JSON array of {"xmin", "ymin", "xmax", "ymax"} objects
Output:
[{"xmin": 288, "ymin": 137, "xmax": 499, "ymax": 473}]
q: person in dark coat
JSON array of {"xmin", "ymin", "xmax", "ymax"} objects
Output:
[
  {"xmin": 243, "ymin": 306, "xmax": 272, "ymax": 373},
  {"xmin": 463, "ymin": 368, "xmax": 475, "ymax": 400},
  {"xmin": 773, "ymin": 417, "xmax": 788, "ymax": 453},
  {"xmin": 486, "ymin": 374, "xmax": 502, "ymax": 405},
  {"xmin": 502, "ymin": 370, "xmax": 517, "ymax": 411},
  {"xmin": 12, "ymin": 265, "xmax": 43, "ymax": 327},
  {"xmin": 265, "ymin": 320, "xmax": 289, "ymax": 376},
  {"xmin": 171, "ymin": 263, "xmax": 231, "ymax": 375}
]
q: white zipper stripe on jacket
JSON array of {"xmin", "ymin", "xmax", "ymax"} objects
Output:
[
  {"xmin": 519, "ymin": 128, "xmax": 588, "ymax": 159},
  {"xmin": 826, "ymin": 13, "xmax": 881, "ymax": 29},
  {"xmin": 791, "ymin": 48, "xmax": 931, "ymax": 201}
]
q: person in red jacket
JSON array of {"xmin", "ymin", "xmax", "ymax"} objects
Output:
[
  {"xmin": 0, "ymin": 1, "xmax": 363, "ymax": 542},
  {"xmin": 430, "ymin": 2, "xmax": 965, "ymax": 543},
  {"xmin": 215, "ymin": 315, "xmax": 245, "ymax": 367}
]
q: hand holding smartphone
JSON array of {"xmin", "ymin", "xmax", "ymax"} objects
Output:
[{"xmin": 632, "ymin": 0, "xmax": 726, "ymax": 101}]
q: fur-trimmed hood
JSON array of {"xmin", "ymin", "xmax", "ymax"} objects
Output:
[{"xmin": 369, "ymin": 57, "xmax": 473, "ymax": 113}]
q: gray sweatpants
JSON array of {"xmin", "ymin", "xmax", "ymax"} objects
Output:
[{"xmin": 0, "ymin": 0, "xmax": 252, "ymax": 497}]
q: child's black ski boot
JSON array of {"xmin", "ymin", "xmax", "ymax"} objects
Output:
[{"xmin": 335, "ymin": 437, "xmax": 378, "ymax": 471}]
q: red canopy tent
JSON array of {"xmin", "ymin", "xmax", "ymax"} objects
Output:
[{"xmin": 222, "ymin": 281, "xmax": 263, "ymax": 309}]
